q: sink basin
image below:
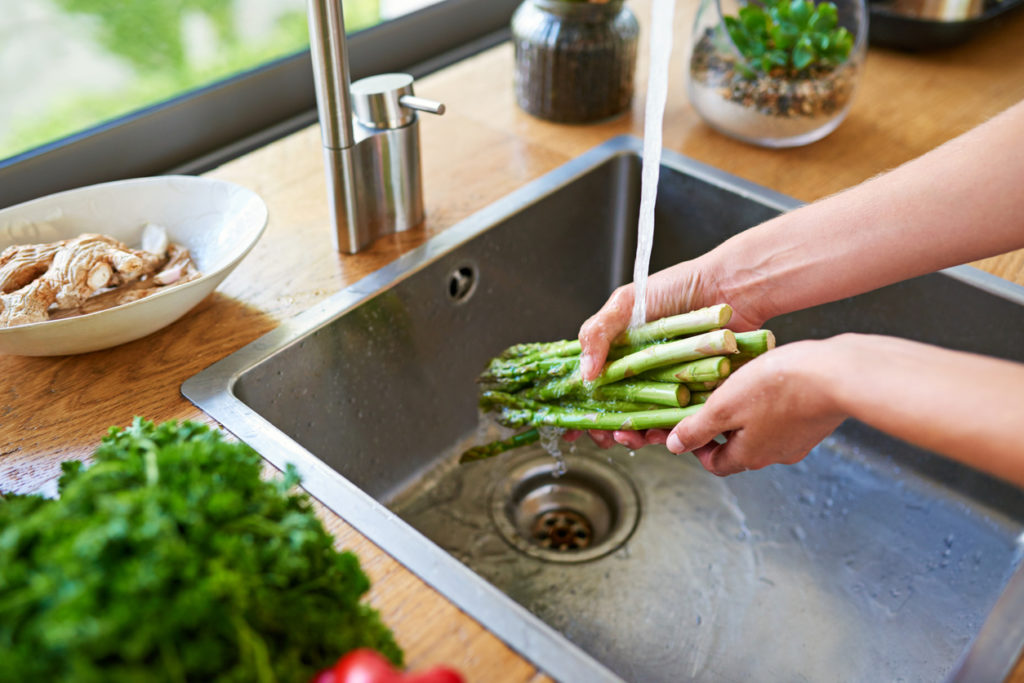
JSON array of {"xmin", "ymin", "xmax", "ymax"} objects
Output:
[{"xmin": 183, "ymin": 137, "xmax": 1024, "ymax": 682}]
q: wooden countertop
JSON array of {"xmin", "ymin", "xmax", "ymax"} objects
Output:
[{"xmin": 3, "ymin": 1, "xmax": 1024, "ymax": 679}]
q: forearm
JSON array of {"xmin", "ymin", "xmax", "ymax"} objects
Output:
[
  {"xmin": 704, "ymin": 99, "xmax": 1024, "ymax": 323},
  {"xmin": 816, "ymin": 334, "xmax": 1024, "ymax": 487}
]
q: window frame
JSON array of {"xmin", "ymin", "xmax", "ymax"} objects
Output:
[{"xmin": 0, "ymin": 0, "xmax": 518, "ymax": 209}]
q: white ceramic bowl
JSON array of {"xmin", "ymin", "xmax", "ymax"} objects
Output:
[{"xmin": 0, "ymin": 176, "xmax": 268, "ymax": 356}]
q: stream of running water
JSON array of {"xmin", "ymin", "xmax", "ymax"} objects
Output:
[{"xmin": 629, "ymin": 0, "xmax": 676, "ymax": 329}]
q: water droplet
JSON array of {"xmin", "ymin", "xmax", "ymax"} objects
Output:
[{"xmin": 553, "ymin": 458, "xmax": 568, "ymax": 477}]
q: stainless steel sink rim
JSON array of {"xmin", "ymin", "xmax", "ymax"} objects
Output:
[
  {"xmin": 182, "ymin": 135, "xmax": 1024, "ymax": 683},
  {"xmin": 490, "ymin": 451, "xmax": 641, "ymax": 563}
]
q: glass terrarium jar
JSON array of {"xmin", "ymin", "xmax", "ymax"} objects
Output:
[
  {"xmin": 512, "ymin": 0, "xmax": 639, "ymax": 123},
  {"xmin": 686, "ymin": 0, "xmax": 867, "ymax": 147}
]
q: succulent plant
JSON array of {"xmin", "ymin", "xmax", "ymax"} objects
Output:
[{"xmin": 721, "ymin": 0, "xmax": 854, "ymax": 77}]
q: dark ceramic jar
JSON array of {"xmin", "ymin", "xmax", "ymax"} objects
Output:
[{"xmin": 512, "ymin": 0, "xmax": 639, "ymax": 123}]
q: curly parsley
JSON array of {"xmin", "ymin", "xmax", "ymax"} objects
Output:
[{"xmin": 0, "ymin": 418, "xmax": 402, "ymax": 682}]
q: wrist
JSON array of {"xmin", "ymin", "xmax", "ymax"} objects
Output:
[
  {"xmin": 771, "ymin": 337, "xmax": 850, "ymax": 419},
  {"xmin": 699, "ymin": 242, "xmax": 779, "ymax": 329},
  {"xmin": 806, "ymin": 333, "xmax": 875, "ymax": 416}
]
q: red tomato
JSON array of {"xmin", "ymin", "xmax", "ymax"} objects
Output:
[{"xmin": 316, "ymin": 649, "xmax": 465, "ymax": 683}]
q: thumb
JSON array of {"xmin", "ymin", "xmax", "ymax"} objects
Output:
[
  {"xmin": 579, "ymin": 286, "xmax": 634, "ymax": 381},
  {"xmin": 666, "ymin": 406, "xmax": 723, "ymax": 455}
]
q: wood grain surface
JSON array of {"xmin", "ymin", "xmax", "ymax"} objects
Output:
[{"xmin": 3, "ymin": 0, "xmax": 1024, "ymax": 679}]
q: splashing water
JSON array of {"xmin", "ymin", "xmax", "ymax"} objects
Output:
[
  {"xmin": 629, "ymin": 0, "xmax": 676, "ymax": 330},
  {"xmin": 537, "ymin": 425, "xmax": 568, "ymax": 476}
]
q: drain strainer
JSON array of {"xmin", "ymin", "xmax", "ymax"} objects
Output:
[
  {"xmin": 490, "ymin": 452, "xmax": 640, "ymax": 563},
  {"xmin": 531, "ymin": 509, "xmax": 593, "ymax": 551}
]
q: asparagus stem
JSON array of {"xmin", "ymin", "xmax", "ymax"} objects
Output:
[
  {"xmin": 497, "ymin": 339, "xmax": 579, "ymax": 361},
  {"xmin": 642, "ymin": 355, "xmax": 731, "ymax": 383},
  {"xmin": 479, "ymin": 357, "xmax": 580, "ymax": 391},
  {"xmin": 459, "ymin": 428, "xmax": 540, "ymax": 463},
  {"xmin": 730, "ymin": 356, "xmax": 753, "ymax": 371},
  {"xmin": 595, "ymin": 380, "xmax": 690, "ymax": 407},
  {"xmin": 612, "ymin": 304, "xmax": 732, "ymax": 346},
  {"xmin": 482, "ymin": 390, "xmax": 702, "ymax": 430},
  {"xmin": 483, "ymin": 356, "xmax": 579, "ymax": 380},
  {"xmin": 558, "ymin": 398, "xmax": 664, "ymax": 413},
  {"xmin": 497, "ymin": 401, "xmax": 703, "ymax": 430},
  {"xmin": 595, "ymin": 330, "xmax": 737, "ymax": 386},
  {"xmin": 735, "ymin": 330, "xmax": 776, "ymax": 355},
  {"xmin": 689, "ymin": 391, "xmax": 713, "ymax": 405},
  {"xmin": 519, "ymin": 370, "xmax": 585, "ymax": 401},
  {"xmin": 686, "ymin": 380, "xmax": 721, "ymax": 391},
  {"xmin": 531, "ymin": 403, "xmax": 702, "ymax": 431}
]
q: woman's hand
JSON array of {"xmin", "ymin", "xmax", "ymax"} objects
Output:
[
  {"xmin": 663, "ymin": 333, "xmax": 1024, "ymax": 486},
  {"xmin": 664, "ymin": 339, "xmax": 846, "ymax": 475}
]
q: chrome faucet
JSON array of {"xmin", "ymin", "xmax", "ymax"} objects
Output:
[{"xmin": 307, "ymin": 0, "xmax": 445, "ymax": 254}]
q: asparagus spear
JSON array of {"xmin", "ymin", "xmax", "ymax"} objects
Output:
[
  {"xmin": 494, "ymin": 399, "xmax": 704, "ymax": 431},
  {"xmin": 459, "ymin": 428, "xmax": 540, "ymax": 463},
  {"xmin": 594, "ymin": 380, "xmax": 690, "ymax": 407},
  {"xmin": 642, "ymin": 355, "xmax": 731, "ymax": 383},
  {"xmin": 735, "ymin": 329, "xmax": 776, "ymax": 355},
  {"xmin": 612, "ymin": 304, "xmax": 732, "ymax": 346},
  {"xmin": 479, "ymin": 356, "xmax": 580, "ymax": 391},
  {"xmin": 596, "ymin": 329, "xmax": 737, "ymax": 386},
  {"xmin": 689, "ymin": 391, "xmax": 713, "ymax": 405}
]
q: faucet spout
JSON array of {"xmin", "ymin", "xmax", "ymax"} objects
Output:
[{"xmin": 308, "ymin": 0, "xmax": 355, "ymax": 151}]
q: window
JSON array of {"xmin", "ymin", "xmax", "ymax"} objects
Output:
[{"xmin": 1, "ymin": 0, "xmax": 518, "ymax": 209}]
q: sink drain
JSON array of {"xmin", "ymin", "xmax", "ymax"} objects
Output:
[
  {"xmin": 532, "ymin": 509, "xmax": 593, "ymax": 551},
  {"xmin": 491, "ymin": 452, "xmax": 640, "ymax": 563}
]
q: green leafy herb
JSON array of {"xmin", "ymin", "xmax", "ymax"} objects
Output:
[
  {"xmin": 722, "ymin": 0, "xmax": 854, "ymax": 77},
  {"xmin": 0, "ymin": 418, "xmax": 402, "ymax": 682}
]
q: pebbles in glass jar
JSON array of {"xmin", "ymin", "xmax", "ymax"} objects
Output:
[{"xmin": 686, "ymin": 0, "xmax": 867, "ymax": 147}]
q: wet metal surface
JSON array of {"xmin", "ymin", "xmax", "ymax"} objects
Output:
[
  {"xmin": 184, "ymin": 137, "xmax": 1024, "ymax": 683},
  {"xmin": 488, "ymin": 451, "xmax": 640, "ymax": 564}
]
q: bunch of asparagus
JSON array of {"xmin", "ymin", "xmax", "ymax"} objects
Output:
[{"xmin": 459, "ymin": 304, "xmax": 775, "ymax": 463}]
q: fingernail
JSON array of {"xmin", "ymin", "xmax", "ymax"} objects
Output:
[
  {"xmin": 666, "ymin": 433, "xmax": 685, "ymax": 454},
  {"xmin": 580, "ymin": 355, "xmax": 594, "ymax": 379}
]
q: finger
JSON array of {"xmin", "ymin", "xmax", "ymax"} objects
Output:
[
  {"xmin": 693, "ymin": 442, "xmax": 721, "ymax": 470},
  {"xmin": 587, "ymin": 429, "xmax": 616, "ymax": 450},
  {"xmin": 612, "ymin": 430, "xmax": 648, "ymax": 450},
  {"xmin": 705, "ymin": 439, "xmax": 748, "ymax": 477},
  {"xmin": 644, "ymin": 429, "xmax": 670, "ymax": 445},
  {"xmin": 666, "ymin": 406, "xmax": 727, "ymax": 455},
  {"xmin": 563, "ymin": 429, "xmax": 582, "ymax": 442},
  {"xmin": 578, "ymin": 286, "xmax": 634, "ymax": 381}
]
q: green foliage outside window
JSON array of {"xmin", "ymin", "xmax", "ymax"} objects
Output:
[{"xmin": 1, "ymin": 0, "xmax": 381, "ymax": 163}]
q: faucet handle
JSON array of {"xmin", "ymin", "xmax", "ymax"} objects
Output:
[
  {"xmin": 351, "ymin": 73, "xmax": 445, "ymax": 130},
  {"xmin": 399, "ymin": 94, "xmax": 445, "ymax": 116}
]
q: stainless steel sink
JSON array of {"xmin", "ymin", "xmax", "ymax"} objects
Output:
[{"xmin": 183, "ymin": 136, "xmax": 1024, "ymax": 683}]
